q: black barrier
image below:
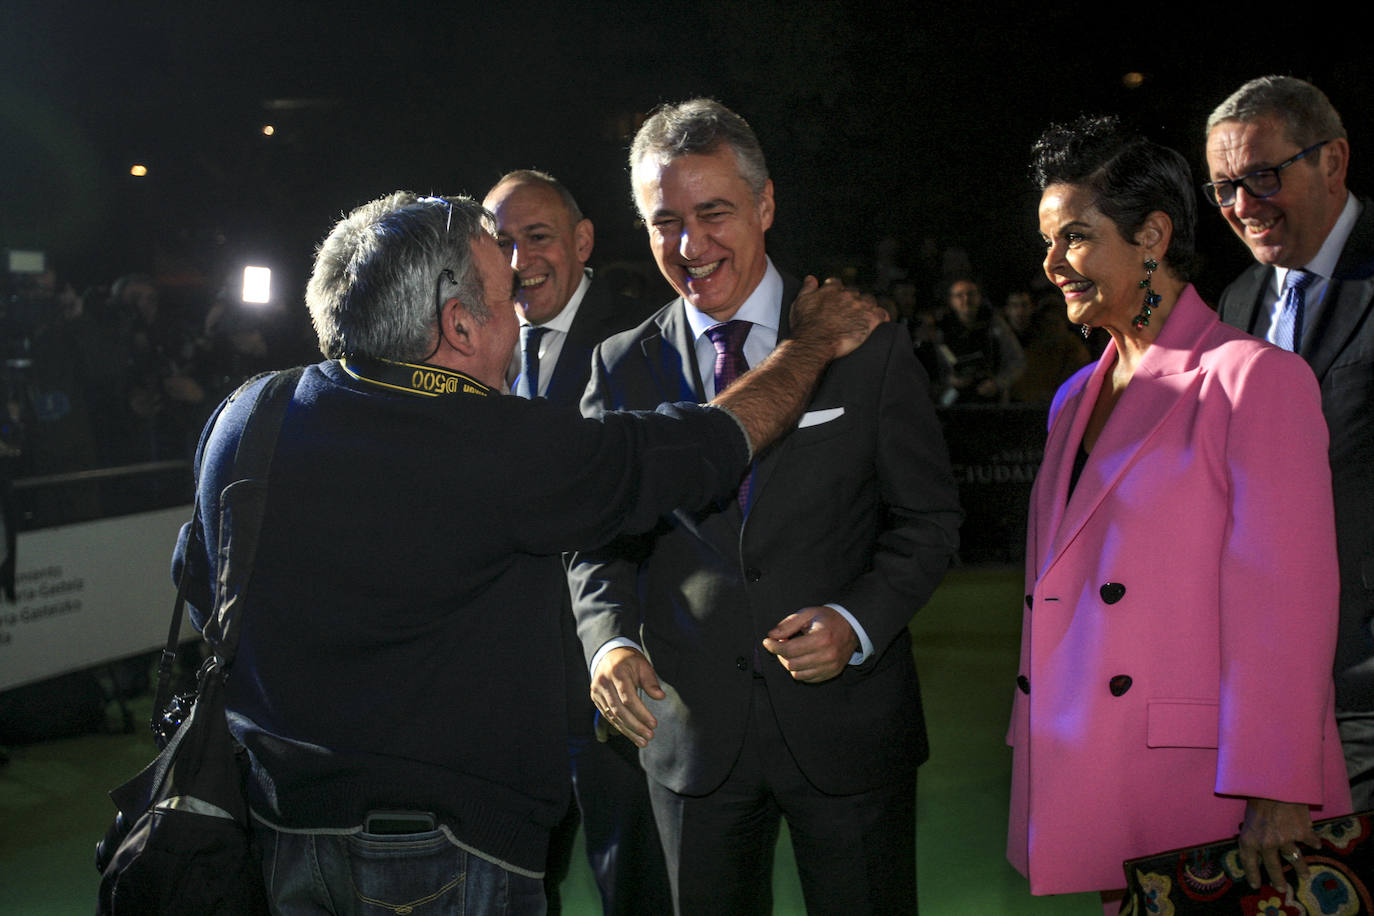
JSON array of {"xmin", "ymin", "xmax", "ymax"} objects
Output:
[
  {"xmin": 936, "ymin": 404, "xmax": 1048, "ymax": 565},
  {"xmin": 8, "ymin": 461, "xmax": 193, "ymax": 532}
]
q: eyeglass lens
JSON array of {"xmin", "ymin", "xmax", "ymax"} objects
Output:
[{"xmin": 1213, "ymin": 172, "xmax": 1280, "ymax": 206}]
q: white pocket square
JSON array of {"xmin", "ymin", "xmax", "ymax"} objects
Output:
[{"xmin": 798, "ymin": 407, "xmax": 844, "ymax": 429}]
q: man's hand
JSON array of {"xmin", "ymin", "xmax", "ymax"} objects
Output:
[
  {"xmin": 761, "ymin": 606, "xmax": 858, "ymax": 684},
  {"xmin": 714, "ymin": 276, "xmax": 887, "ymax": 454},
  {"xmin": 788, "ymin": 276, "xmax": 889, "ymax": 361},
  {"xmin": 589, "ymin": 647, "xmax": 664, "ymax": 747},
  {"xmin": 1238, "ymin": 797, "xmax": 1319, "ymax": 891}
]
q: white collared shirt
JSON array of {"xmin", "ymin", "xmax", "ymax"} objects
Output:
[
  {"xmin": 1257, "ymin": 194, "xmax": 1361, "ymax": 345},
  {"xmin": 683, "ymin": 259, "xmax": 783, "ymax": 398},
  {"xmin": 508, "ymin": 269, "xmax": 593, "ymax": 395}
]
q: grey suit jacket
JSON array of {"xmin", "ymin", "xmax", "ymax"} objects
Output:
[
  {"xmin": 1218, "ymin": 196, "xmax": 1374, "ymax": 710},
  {"xmin": 568, "ymin": 276, "xmax": 961, "ymax": 796}
]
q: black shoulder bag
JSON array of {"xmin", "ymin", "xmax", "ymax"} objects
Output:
[{"xmin": 95, "ymin": 367, "xmax": 303, "ymax": 915}]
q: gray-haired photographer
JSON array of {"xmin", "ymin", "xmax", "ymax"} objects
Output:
[{"xmin": 95, "ymin": 190, "xmax": 886, "ymax": 915}]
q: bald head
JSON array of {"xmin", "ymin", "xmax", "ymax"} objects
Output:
[{"xmin": 483, "ymin": 172, "xmax": 594, "ymax": 325}]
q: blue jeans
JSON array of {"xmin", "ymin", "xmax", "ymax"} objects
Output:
[{"xmin": 253, "ymin": 821, "xmax": 546, "ymax": 916}]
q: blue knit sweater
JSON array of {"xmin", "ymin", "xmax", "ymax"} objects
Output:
[{"xmin": 173, "ymin": 359, "xmax": 747, "ymax": 874}]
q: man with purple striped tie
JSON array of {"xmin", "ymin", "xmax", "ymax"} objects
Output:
[{"xmin": 569, "ymin": 99, "xmax": 961, "ymax": 914}]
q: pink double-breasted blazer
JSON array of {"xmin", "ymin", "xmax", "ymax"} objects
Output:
[{"xmin": 1006, "ymin": 286, "xmax": 1352, "ymax": 894}]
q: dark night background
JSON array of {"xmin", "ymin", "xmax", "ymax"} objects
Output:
[{"xmin": 3, "ymin": 1, "xmax": 1371, "ymax": 316}]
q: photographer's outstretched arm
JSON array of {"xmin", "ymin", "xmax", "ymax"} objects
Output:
[
  {"xmin": 712, "ymin": 276, "xmax": 885, "ymax": 451},
  {"xmin": 584, "ymin": 277, "xmax": 884, "ymax": 748}
]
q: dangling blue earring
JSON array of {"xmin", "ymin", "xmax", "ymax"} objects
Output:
[{"xmin": 1133, "ymin": 258, "xmax": 1161, "ymax": 331}]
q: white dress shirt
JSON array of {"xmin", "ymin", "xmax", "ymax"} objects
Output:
[
  {"xmin": 1256, "ymin": 193, "xmax": 1361, "ymax": 345},
  {"xmin": 683, "ymin": 260, "xmax": 783, "ymax": 398},
  {"xmin": 509, "ymin": 269, "xmax": 593, "ymax": 395}
]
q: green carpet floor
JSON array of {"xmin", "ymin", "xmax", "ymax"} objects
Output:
[{"xmin": 0, "ymin": 565, "xmax": 1098, "ymax": 914}]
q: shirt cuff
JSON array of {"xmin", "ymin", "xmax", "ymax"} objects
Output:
[
  {"xmin": 589, "ymin": 637, "xmax": 644, "ymax": 675},
  {"xmin": 827, "ymin": 603, "xmax": 873, "ymax": 665}
]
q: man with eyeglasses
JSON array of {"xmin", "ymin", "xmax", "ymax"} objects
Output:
[
  {"xmin": 173, "ymin": 191, "xmax": 888, "ymax": 914},
  {"xmin": 1207, "ymin": 75, "xmax": 1374, "ymax": 810}
]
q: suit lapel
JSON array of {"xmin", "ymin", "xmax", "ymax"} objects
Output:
[
  {"xmin": 544, "ymin": 334, "xmax": 593, "ymax": 409},
  {"xmin": 1304, "ymin": 200, "xmax": 1374, "ymax": 381},
  {"xmin": 740, "ymin": 274, "xmax": 800, "ymax": 519},
  {"xmin": 1305, "ymin": 275, "xmax": 1374, "ymax": 381},
  {"xmin": 1225, "ymin": 266, "xmax": 1268, "ymax": 336},
  {"xmin": 1041, "ymin": 290, "xmax": 1212, "ymax": 576},
  {"xmin": 641, "ymin": 302, "xmax": 744, "ymax": 547},
  {"xmin": 1032, "ymin": 358, "xmax": 1103, "ymax": 576},
  {"xmin": 545, "ymin": 280, "xmax": 611, "ymax": 407},
  {"xmin": 640, "ymin": 301, "xmax": 706, "ymax": 402},
  {"xmin": 651, "ymin": 273, "xmax": 800, "ymax": 545}
]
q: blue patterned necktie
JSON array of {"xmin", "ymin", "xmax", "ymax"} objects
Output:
[
  {"xmin": 1273, "ymin": 269, "xmax": 1315, "ymax": 353},
  {"xmin": 516, "ymin": 325, "xmax": 547, "ymax": 399},
  {"xmin": 705, "ymin": 320, "xmax": 753, "ymax": 512}
]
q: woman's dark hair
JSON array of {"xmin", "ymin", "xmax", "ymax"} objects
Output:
[{"xmin": 1030, "ymin": 115, "xmax": 1197, "ymax": 279}]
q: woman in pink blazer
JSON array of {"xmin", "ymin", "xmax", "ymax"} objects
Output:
[{"xmin": 1006, "ymin": 116, "xmax": 1351, "ymax": 913}]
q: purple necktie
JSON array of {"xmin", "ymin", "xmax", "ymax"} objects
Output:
[{"xmin": 705, "ymin": 320, "xmax": 753, "ymax": 512}]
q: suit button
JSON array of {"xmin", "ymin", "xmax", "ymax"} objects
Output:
[
  {"xmin": 1017, "ymin": 675, "xmax": 1030, "ymax": 694},
  {"xmin": 1100, "ymin": 582, "xmax": 1126, "ymax": 604},
  {"xmin": 735, "ymin": 657, "xmax": 749, "ymax": 671},
  {"xmin": 1025, "ymin": 595, "xmax": 1033, "ymax": 610},
  {"xmin": 746, "ymin": 567, "xmax": 762, "ymax": 582},
  {"xmin": 1109, "ymin": 675, "xmax": 1132, "ymax": 696}
]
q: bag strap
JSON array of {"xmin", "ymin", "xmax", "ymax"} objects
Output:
[
  {"xmin": 204, "ymin": 367, "xmax": 303, "ymax": 667},
  {"xmin": 151, "ymin": 500, "xmax": 201, "ymax": 727},
  {"xmin": 150, "ymin": 367, "xmax": 304, "ymax": 724},
  {"xmin": 229, "ymin": 367, "xmax": 304, "ymax": 491}
]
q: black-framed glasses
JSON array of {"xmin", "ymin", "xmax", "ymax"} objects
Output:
[{"xmin": 1201, "ymin": 140, "xmax": 1330, "ymax": 207}]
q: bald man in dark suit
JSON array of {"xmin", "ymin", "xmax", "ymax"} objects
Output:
[{"xmin": 484, "ymin": 170, "xmax": 665, "ymax": 914}]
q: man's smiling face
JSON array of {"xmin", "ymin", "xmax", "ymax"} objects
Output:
[
  {"xmin": 1205, "ymin": 115, "xmax": 1347, "ymax": 268},
  {"xmin": 634, "ymin": 146, "xmax": 774, "ymax": 321},
  {"xmin": 485, "ymin": 179, "xmax": 592, "ymax": 325}
]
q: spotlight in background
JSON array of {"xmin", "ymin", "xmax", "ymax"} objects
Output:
[
  {"xmin": 130, "ymin": 164, "xmax": 148, "ymax": 177},
  {"xmin": 242, "ymin": 266, "xmax": 272, "ymax": 304}
]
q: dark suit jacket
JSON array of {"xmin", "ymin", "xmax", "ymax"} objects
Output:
[
  {"xmin": 535, "ymin": 277, "xmax": 657, "ymax": 736},
  {"xmin": 1219, "ymin": 196, "xmax": 1374, "ymax": 710},
  {"xmin": 569, "ymin": 275, "xmax": 962, "ymax": 796},
  {"xmin": 541, "ymin": 276, "xmax": 657, "ymax": 409}
]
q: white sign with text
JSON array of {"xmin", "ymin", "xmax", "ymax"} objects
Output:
[{"xmin": 0, "ymin": 506, "xmax": 190, "ymax": 691}]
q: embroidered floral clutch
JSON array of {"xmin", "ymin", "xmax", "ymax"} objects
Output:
[{"xmin": 1121, "ymin": 811, "xmax": 1373, "ymax": 915}]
